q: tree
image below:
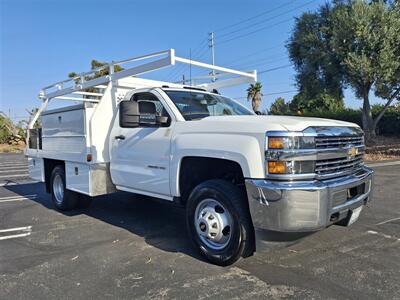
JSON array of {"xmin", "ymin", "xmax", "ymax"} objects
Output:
[
  {"xmin": 287, "ymin": 3, "xmax": 345, "ymax": 106},
  {"xmin": 0, "ymin": 113, "xmax": 13, "ymax": 144},
  {"xmin": 288, "ymin": 0, "xmax": 400, "ymax": 142},
  {"xmin": 68, "ymin": 59, "xmax": 124, "ymax": 95},
  {"xmin": 373, "ymin": 2, "xmax": 400, "ymax": 128},
  {"xmin": 290, "ymin": 93, "xmax": 345, "ymax": 113},
  {"xmin": 270, "ymin": 97, "xmax": 291, "ymax": 115},
  {"xmin": 330, "ymin": 0, "xmax": 400, "ymax": 140},
  {"xmin": 246, "ymin": 82, "xmax": 263, "ymax": 113},
  {"xmin": 68, "ymin": 59, "xmax": 124, "ymax": 80},
  {"xmin": 0, "ymin": 113, "xmax": 24, "ymax": 144}
]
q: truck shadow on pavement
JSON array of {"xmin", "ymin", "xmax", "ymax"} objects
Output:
[{"xmin": 5, "ymin": 182, "xmax": 207, "ymax": 263}]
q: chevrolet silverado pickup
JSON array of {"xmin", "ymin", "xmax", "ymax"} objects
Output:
[{"xmin": 26, "ymin": 50, "xmax": 374, "ymax": 265}]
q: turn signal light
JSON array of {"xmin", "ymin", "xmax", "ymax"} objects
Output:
[
  {"xmin": 268, "ymin": 161, "xmax": 286, "ymax": 174},
  {"xmin": 268, "ymin": 137, "xmax": 284, "ymax": 149}
]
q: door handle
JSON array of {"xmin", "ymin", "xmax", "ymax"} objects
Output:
[{"xmin": 115, "ymin": 135, "xmax": 126, "ymax": 140}]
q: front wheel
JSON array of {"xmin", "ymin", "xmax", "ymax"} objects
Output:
[{"xmin": 186, "ymin": 179, "xmax": 254, "ymax": 266}]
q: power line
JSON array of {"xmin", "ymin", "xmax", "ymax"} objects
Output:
[
  {"xmin": 228, "ymin": 55, "xmax": 288, "ymax": 70},
  {"xmin": 215, "ymin": 0, "xmax": 317, "ymax": 46},
  {"xmin": 216, "ymin": 17, "xmax": 293, "ymax": 46},
  {"xmin": 217, "ymin": 0, "xmax": 314, "ymax": 39},
  {"xmin": 167, "ymin": 0, "xmax": 307, "ymax": 84},
  {"xmin": 172, "ymin": 39, "xmax": 210, "ymax": 81},
  {"xmin": 263, "ymin": 90, "xmax": 297, "ymax": 96},
  {"xmin": 258, "ymin": 64, "xmax": 293, "ymax": 74},
  {"xmin": 195, "ymin": 47, "xmax": 211, "ymax": 61},
  {"xmin": 167, "ymin": 0, "xmax": 315, "ymax": 83},
  {"xmin": 214, "ymin": 0, "xmax": 298, "ymax": 33},
  {"xmin": 171, "ymin": 40, "xmax": 214, "ymax": 82},
  {"xmin": 221, "ymin": 44, "xmax": 284, "ymax": 66},
  {"xmin": 228, "ymin": 51, "xmax": 286, "ymax": 66},
  {"xmin": 187, "ymin": 39, "xmax": 210, "ymax": 59},
  {"xmin": 167, "ymin": 38, "xmax": 209, "ymax": 82},
  {"xmin": 169, "ymin": 45, "xmax": 210, "ymax": 82}
]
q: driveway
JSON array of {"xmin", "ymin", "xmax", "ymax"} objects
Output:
[{"xmin": 0, "ymin": 153, "xmax": 399, "ymax": 299}]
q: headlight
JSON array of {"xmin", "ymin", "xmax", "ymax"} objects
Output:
[
  {"xmin": 267, "ymin": 136, "xmax": 315, "ymax": 149},
  {"xmin": 266, "ymin": 134, "xmax": 315, "ymax": 176},
  {"xmin": 267, "ymin": 161, "xmax": 315, "ymax": 174}
]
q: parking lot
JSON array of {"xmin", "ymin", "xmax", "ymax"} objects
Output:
[{"xmin": 0, "ymin": 153, "xmax": 399, "ymax": 299}]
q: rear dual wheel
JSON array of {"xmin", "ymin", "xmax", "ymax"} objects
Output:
[{"xmin": 50, "ymin": 166, "xmax": 92, "ymax": 211}]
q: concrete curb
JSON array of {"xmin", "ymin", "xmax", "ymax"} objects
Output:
[{"xmin": 366, "ymin": 161, "xmax": 400, "ymax": 168}]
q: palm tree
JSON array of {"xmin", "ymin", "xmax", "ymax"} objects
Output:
[{"xmin": 246, "ymin": 82, "xmax": 263, "ymax": 113}]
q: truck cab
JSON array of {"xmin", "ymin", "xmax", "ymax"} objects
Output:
[{"xmin": 26, "ymin": 49, "xmax": 374, "ymax": 265}]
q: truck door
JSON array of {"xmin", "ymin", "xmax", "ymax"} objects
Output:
[{"xmin": 110, "ymin": 91, "xmax": 174, "ymax": 200}]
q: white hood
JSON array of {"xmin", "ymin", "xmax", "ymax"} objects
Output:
[{"xmin": 197, "ymin": 115, "xmax": 359, "ymax": 133}]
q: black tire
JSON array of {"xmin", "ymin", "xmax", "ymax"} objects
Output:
[
  {"xmin": 50, "ymin": 165, "xmax": 79, "ymax": 211},
  {"xmin": 186, "ymin": 179, "xmax": 255, "ymax": 266}
]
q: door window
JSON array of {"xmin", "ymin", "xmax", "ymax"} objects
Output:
[{"xmin": 131, "ymin": 92, "xmax": 170, "ymax": 118}]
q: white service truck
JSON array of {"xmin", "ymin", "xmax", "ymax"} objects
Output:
[{"xmin": 26, "ymin": 49, "xmax": 374, "ymax": 265}]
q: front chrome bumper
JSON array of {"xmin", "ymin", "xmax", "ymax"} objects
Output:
[{"xmin": 245, "ymin": 166, "xmax": 374, "ymax": 233}]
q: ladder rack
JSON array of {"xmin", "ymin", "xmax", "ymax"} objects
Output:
[{"xmin": 29, "ymin": 49, "xmax": 257, "ymax": 130}]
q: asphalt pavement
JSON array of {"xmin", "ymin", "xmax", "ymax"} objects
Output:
[{"xmin": 0, "ymin": 153, "xmax": 399, "ymax": 299}]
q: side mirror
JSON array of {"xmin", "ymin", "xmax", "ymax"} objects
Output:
[
  {"xmin": 156, "ymin": 115, "xmax": 169, "ymax": 126},
  {"xmin": 119, "ymin": 100, "xmax": 139, "ymax": 128}
]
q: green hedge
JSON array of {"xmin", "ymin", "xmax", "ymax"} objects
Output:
[{"xmin": 299, "ymin": 107, "xmax": 400, "ymax": 136}]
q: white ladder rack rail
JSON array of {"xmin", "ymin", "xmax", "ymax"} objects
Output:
[{"xmin": 28, "ymin": 49, "xmax": 257, "ymax": 131}]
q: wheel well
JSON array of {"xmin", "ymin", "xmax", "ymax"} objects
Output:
[
  {"xmin": 44, "ymin": 159, "xmax": 64, "ymax": 193},
  {"xmin": 179, "ymin": 157, "xmax": 245, "ymax": 205}
]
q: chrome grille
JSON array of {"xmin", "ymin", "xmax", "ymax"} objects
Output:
[
  {"xmin": 316, "ymin": 154, "xmax": 364, "ymax": 176},
  {"xmin": 314, "ymin": 134, "xmax": 365, "ymax": 178},
  {"xmin": 315, "ymin": 136, "xmax": 364, "ymax": 149}
]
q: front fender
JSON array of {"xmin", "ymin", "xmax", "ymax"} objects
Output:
[{"xmin": 170, "ymin": 133, "xmax": 265, "ymax": 196}]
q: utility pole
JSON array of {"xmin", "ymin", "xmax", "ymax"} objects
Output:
[
  {"xmin": 208, "ymin": 32, "xmax": 216, "ymax": 82},
  {"xmin": 189, "ymin": 48, "xmax": 192, "ymax": 86}
]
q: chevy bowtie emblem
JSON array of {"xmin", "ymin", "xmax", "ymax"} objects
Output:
[{"xmin": 347, "ymin": 147, "xmax": 358, "ymax": 159}]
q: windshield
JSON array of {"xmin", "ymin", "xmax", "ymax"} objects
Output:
[{"xmin": 165, "ymin": 90, "xmax": 254, "ymax": 121}]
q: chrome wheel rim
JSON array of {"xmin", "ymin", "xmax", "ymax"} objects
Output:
[
  {"xmin": 53, "ymin": 174, "xmax": 64, "ymax": 205},
  {"xmin": 194, "ymin": 198, "xmax": 233, "ymax": 250}
]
